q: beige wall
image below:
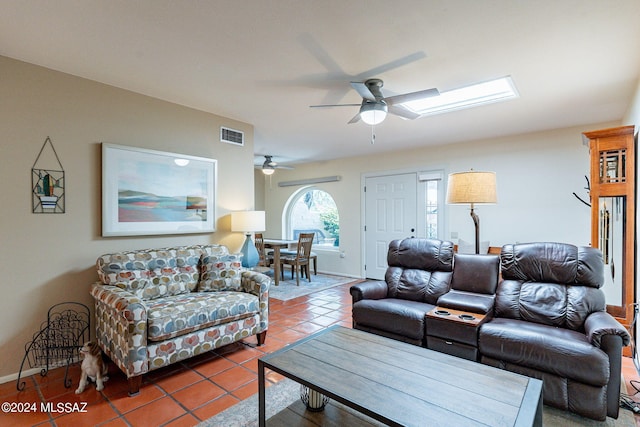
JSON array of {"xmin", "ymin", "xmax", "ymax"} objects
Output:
[
  {"xmin": 0, "ymin": 56, "xmax": 255, "ymax": 380},
  {"xmin": 259, "ymin": 122, "xmax": 619, "ymax": 278}
]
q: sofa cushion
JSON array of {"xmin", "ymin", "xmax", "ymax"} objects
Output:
[
  {"xmin": 383, "ymin": 238, "xmax": 454, "ymax": 304},
  {"xmin": 450, "ymin": 253, "xmax": 500, "ymax": 294},
  {"xmin": 386, "ymin": 268, "xmax": 453, "ymax": 304},
  {"xmin": 96, "ymin": 246, "xmax": 202, "ymax": 300},
  {"xmin": 495, "ymin": 280, "xmax": 606, "ymax": 330},
  {"xmin": 501, "ymin": 243, "xmax": 604, "ymax": 288},
  {"xmin": 479, "ymin": 318, "xmax": 610, "ymax": 387},
  {"xmin": 437, "ymin": 290, "xmax": 495, "ymax": 314},
  {"xmin": 147, "ymin": 291, "xmax": 260, "ymax": 341},
  {"xmin": 198, "ymin": 246, "xmax": 244, "ymax": 291},
  {"xmin": 387, "ymin": 238, "xmax": 454, "ymax": 272},
  {"xmin": 352, "ymin": 299, "xmax": 435, "ymax": 341}
]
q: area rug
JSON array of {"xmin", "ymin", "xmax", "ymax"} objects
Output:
[
  {"xmin": 265, "ymin": 272, "xmax": 359, "ymax": 301},
  {"xmin": 199, "ymin": 378, "xmax": 636, "ymax": 427}
]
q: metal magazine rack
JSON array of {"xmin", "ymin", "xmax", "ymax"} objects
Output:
[{"xmin": 17, "ymin": 302, "xmax": 90, "ymax": 391}]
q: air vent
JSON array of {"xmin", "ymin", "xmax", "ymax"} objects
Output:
[{"xmin": 220, "ymin": 127, "xmax": 244, "ymax": 146}]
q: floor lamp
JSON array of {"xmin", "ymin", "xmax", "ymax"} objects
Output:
[
  {"xmin": 231, "ymin": 210, "xmax": 265, "ymax": 268},
  {"xmin": 446, "ymin": 171, "xmax": 497, "ymax": 254}
]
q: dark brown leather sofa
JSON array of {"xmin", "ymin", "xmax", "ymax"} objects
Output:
[
  {"xmin": 351, "ymin": 239, "xmax": 630, "ymax": 421},
  {"xmin": 479, "ymin": 242, "xmax": 630, "ymax": 420},
  {"xmin": 351, "ymin": 238, "xmax": 454, "ymax": 346}
]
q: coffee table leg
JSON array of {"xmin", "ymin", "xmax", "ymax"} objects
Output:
[{"xmin": 258, "ymin": 360, "xmax": 266, "ymax": 427}]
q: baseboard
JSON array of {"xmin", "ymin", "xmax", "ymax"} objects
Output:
[
  {"xmin": 0, "ymin": 366, "xmax": 42, "ymax": 386},
  {"xmin": 315, "ymin": 270, "xmax": 362, "ymax": 280}
]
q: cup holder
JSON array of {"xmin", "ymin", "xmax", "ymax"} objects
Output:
[
  {"xmin": 458, "ymin": 314, "xmax": 475, "ymax": 321},
  {"xmin": 434, "ymin": 310, "xmax": 450, "ymax": 316}
]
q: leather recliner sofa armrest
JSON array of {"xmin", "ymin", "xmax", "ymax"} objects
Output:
[
  {"xmin": 584, "ymin": 310, "xmax": 630, "ymax": 348},
  {"xmin": 350, "ymin": 280, "xmax": 388, "ymax": 303},
  {"xmin": 585, "ymin": 310, "xmax": 631, "ymax": 419}
]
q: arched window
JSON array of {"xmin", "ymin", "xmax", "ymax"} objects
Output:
[{"xmin": 286, "ymin": 187, "xmax": 339, "ymax": 249}]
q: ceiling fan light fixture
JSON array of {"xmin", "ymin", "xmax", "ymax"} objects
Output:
[
  {"xmin": 262, "ymin": 164, "xmax": 275, "ymax": 175},
  {"xmin": 261, "ymin": 155, "xmax": 276, "ymax": 175},
  {"xmin": 360, "ymin": 101, "xmax": 388, "ymax": 125}
]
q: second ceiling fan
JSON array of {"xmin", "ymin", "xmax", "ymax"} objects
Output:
[
  {"xmin": 310, "ymin": 78, "xmax": 439, "ymax": 125},
  {"xmin": 259, "ymin": 155, "xmax": 294, "ymax": 175}
]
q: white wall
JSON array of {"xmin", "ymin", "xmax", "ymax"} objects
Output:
[
  {"xmin": 0, "ymin": 56, "xmax": 255, "ymax": 380},
  {"xmin": 260, "ymin": 122, "xmax": 618, "ymax": 278}
]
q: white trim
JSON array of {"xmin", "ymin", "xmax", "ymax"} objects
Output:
[
  {"xmin": 278, "ymin": 176, "xmax": 341, "ymax": 187},
  {"xmin": 418, "ymin": 171, "xmax": 444, "ymax": 181},
  {"xmin": 0, "ymin": 367, "xmax": 41, "ymax": 385}
]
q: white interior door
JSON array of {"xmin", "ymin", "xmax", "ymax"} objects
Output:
[{"xmin": 364, "ymin": 173, "xmax": 417, "ymax": 279}]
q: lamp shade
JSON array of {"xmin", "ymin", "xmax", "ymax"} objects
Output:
[
  {"xmin": 231, "ymin": 210, "xmax": 265, "ymax": 232},
  {"xmin": 446, "ymin": 171, "xmax": 497, "ymax": 204}
]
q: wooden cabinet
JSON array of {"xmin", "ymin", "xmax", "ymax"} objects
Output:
[{"xmin": 583, "ymin": 125, "xmax": 636, "ymax": 330}]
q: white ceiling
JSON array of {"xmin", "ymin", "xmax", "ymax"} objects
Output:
[{"xmin": 2, "ymin": 1, "xmax": 640, "ymax": 167}]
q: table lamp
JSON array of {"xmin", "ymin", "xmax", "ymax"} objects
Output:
[
  {"xmin": 446, "ymin": 170, "xmax": 497, "ymax": 254},
  {"xmin": 231, "ymin": 210, "xmax": 265, "ymax": 268}
]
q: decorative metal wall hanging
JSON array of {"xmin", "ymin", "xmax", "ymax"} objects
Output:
[{"xmin": 32, "ymin": 136, "xmax": 65, "ymax": 213}]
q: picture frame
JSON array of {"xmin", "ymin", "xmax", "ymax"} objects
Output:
[{"xmin": 102, "ymin": 143, "xmax": 217, "ymax": 236}]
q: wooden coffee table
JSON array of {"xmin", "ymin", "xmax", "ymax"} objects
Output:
[{"xmin": 258, "ymin": 326, "xmax": 542, "ymax": 427}]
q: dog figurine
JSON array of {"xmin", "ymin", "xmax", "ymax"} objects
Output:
[{"xmin": 75, "ymin": 341, "xmax": 108, "ymax": 393}]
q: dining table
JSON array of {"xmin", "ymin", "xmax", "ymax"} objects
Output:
[{"xmin": 263, "ymin": 238, "xmax": 297, "ymax": 286}]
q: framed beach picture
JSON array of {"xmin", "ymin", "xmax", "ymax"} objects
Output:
[{"xmin": 102, "ymin": 143, "xmax": 217, "ymax": 236}]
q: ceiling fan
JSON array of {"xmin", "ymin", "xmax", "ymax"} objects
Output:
[
  {"xmin": 310, "ymin": 78, "xmax": 439, "ymax": 125},
  {"xmin": 257, "ymin": 155, "xmax": 294, "ymax": 175}
]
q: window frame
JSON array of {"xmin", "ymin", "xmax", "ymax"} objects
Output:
[
  {"xmin": 418, "ymin": 170, "xmax": 445, "ymax": 240},
  {"xmin": 283, "ymin": 186, "xmax": 340, "ymax": 252}
]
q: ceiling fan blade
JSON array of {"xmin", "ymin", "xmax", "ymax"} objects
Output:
[
  {"xmin": 350, "ymin": 82, "xmax": 376, "ymax": 101},
  {"xmin": 354, "ymin": 52, "xmax": 427, "ymax": 81},
  {"xmin": 384, "ymin": 88, "xmax": 440, "ymax": 106},
  {"xmin": 310, "ymin": 103, "xmax": 361, "ymax": 108},
  {"xmin": 254, "ymin": 163, "xmax": 294, "ymax": 170},
  {"xmin": 348, "ymin": 113, "xmax": 361, "ymax": 124},
  {"xmin": 388, "ymin": 105, "xmax": 421, "ymax": 120}
]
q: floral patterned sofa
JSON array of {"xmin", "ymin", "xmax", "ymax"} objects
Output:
[{"xmin": 90, "ymin": 244, "xmax": 270, "ymax": 395}]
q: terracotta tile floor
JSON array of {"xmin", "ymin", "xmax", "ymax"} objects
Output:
[{"xmin": 1, "ymin": 280, "xmax": 640, "ymax": 426}]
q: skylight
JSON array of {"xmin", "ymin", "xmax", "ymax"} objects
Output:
[{"xmin": 402, "ymin": 76, "xmax": 518, "ymax": 117}]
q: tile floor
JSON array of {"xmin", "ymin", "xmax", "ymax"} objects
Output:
[{"xmin": 1, "ymin": 280, "xmax": 640, "ymax": 426}]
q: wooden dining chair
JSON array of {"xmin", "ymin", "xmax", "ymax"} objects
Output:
[
  {"xmin": 280, "ymin": 232, "xmax": 314, "ymax": 286},
  {"xmin": 254, "ymin": 233, "xmax": 274, "ymax": 270}
]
